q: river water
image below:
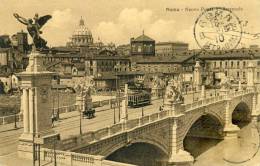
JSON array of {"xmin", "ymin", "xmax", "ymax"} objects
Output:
[{"xmin": 107, "ymin": 122, "xmax": 260, "ymax": 166}]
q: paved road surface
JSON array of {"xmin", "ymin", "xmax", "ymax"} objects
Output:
[{"xmin": 0, "ymin": 98, "xmax": 163, "ymax": 157}]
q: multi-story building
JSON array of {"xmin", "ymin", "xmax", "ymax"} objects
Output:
[
  {"xmin": 131, "ymin": 54, "xmax": 195, "ymax": 74},
  {"xmin": 155, "ymin": 42, "xmax": 189, "ymax": 56},
  {"xmin": 130, "ymin": 33, "xmax": 155, "ymax": 56},
  {"xmin": 0, "ymin": 35, "xmax": 11, "ymax": 48},
  {"xmin": 198, "ymin": 48, "xmax": 260, "ymax": 86},
  {"xmin": 116, "ymin": 44, "xmax": 131, "ymax": 56},
  {"xmin": 130, "ymin": 54, "xmax": 196, "ymax": 90},
  {"xmin": 85, "ymin": 55, "xmax": 131, "ymax": 77},
  {"xmin": 11, "ymin": 30, "xmax": 29, "ymax": 54}
]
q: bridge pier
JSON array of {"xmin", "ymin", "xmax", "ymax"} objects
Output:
[
  {"xmin": 193, "ymin": 61, "xmax": 201, "ymax": 91},
  {"xmin": 251, "ymin": 92, "xmax": 260, "ymax": 124},
  {"xmin": 17, "ymin": 51, "xmax": 60, "ymax": 160},
  {"xmin": 223, "ymin": 95, "xmax": 240, "ymax": 139},
  {"xmin": 223, "ymin": 124, "xmax": 240, "ymax": 139},
  {"xmin": 168, "ymin": 149, "xmax": 194, "ymax": 166},
  {"xmin": 168, "ymin": 119, "xmax": 194, "ymax": 166}
]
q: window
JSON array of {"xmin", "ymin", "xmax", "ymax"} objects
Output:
[
  {"xmin": 258, "ymin": 61, "xmax": 260, "ymax": 66},
  {"xmin": 257, "ymin": 72, "xmax": 260, "ymax": 79},
  {"xmin": 243, "ymin": 72, "xmax": 246, "ymax": 78},
  {"xmin": 138, "ymin": 46, "xmax": 142, "ymax": 52},
  {"xmin": 225, "ymin": 61, "xmax": 228, "ymax": 67},
  {"xmin": 237, "ymin": 61, "xmax": 240, "ymax": 67},
  {"xmin": 225, "ymin": 71, "xmax": 228, "ymax": 76},
  {"xmin": 243, "ymin": 61, "xmax": 246, "ymax": 67},
  {"xmin": 231, "ymin": 61, "xmax": 234, "ymax": 68},
  {"xmin": 220, "ymin": 61, "xmax": 222, "ymax": 68},
  {"xmin": 214, "ymin": 62, "xmax": 216, "ymax": 68},
  {"xmin": 237, "ymin": 71, "xmax": 240, "ymax": 78}
]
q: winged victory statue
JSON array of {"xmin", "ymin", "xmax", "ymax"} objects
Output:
[{"xmin": 13, "ymin": 13, "xmax": 52, "ymax": 50}]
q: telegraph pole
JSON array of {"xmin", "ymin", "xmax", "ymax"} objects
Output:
[
  {"xmin": 32, "ymin": 88, "xmax": 36, "ymax": 166},
  {"xmin": 79, "ymin": 100, "xmax": 82, "ymax": 135},
  {"xmin": 57, "ymin": 87, "xmax": 59, "ymax": 120},
  {"xmin": 113, "ymin": 107, "xmax": 116, "ymax": 124},
  {"xmin": 14, "ymin": 105, "xmax": 17, "ymax": 129},
  {"xmin": 53, "ymin": 139, "xmax": 57, "ymax": 166},
  {"xmin": 115, "ymin": 69, "xmax": 121, "ymax": 120}
]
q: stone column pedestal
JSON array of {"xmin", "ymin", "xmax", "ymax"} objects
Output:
[
  {"xmin": 220, "ymin": 89, "xmax": 229, "ymax": 96},
  {"xmin": 251, "ymin": 112, "xmax": 260, "ymax": 124},
  {"xmin": 223, "ymin": 124, "xmax": 240, "ymax": 139},
  {"xmin": 164, "ymin": 99, "xmax": 174, "ymax": 112},
  {"xmin": 200, "ymin": 85, "xmax": 206, "ymax": 100},
  {"xmin": 168, "ymin": 150, "xmax": 194, "ymax": 166},
  {"xmin": 120, "ymin": 84, "xmax": 128, "ymax": 122},
  {"xmin": 17, "ymin": 51, "xmax": 59, "ymax": 160}
]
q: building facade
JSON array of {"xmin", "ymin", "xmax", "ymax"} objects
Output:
[
  {"xmin": 155, "ymin": 42, "xmax": 189, "ymax": 56},
  {"xmin": 85, "ymin": 56, "xmax": 131, "ymax": 77},
  {"xmin": 198, "ymin": 49, "xmax": 260, "ymax": 86},
  {"xmin": 130, "ymin": 33, "xmax": 155, "ymax": 56}
]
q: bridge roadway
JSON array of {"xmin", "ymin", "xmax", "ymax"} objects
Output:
[
  {"xmin": 50, "ymin": 89, "xmax": 257, "ymax": 165},
  {"xmin": 0, "ymin": 89, "xmax": 209, "ymax": 157},
  {"xmin": 0, "ymin": 89, "xmax": 224, "ymax": 166},
  {"xmin": 0, "ymin": 98, "xmax": 164, "ymax": 156}
]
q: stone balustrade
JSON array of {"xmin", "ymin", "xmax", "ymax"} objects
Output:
[
  {"xmin": 0, "ymin": 97, "xmax": 126, "ymax": 126},
  {"xmin": 41, "ymin": 147, "xmax": 136, "ymax": 166},
  {"xmin": 56, "ymin": 89, "xmax": 255, "ymax": 151},
  {"xmin": 0, "ymin": 113, "xmax": 22, "ymax": 125},
  {"xmin": 14, "ymin": 88, "xmax": 253, "ymax": 166},
  {"xmin": 42, "ymin": 148, "xmax": 113, "ymax": 166}
]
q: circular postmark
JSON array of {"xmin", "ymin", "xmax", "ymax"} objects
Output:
[{"xmin": 194, "ymin": 7, "xmax": 242, "ymax": 50}]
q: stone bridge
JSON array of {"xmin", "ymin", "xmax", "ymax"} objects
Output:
[
  {"xmin": 53, "ymin": 88, "xmax": 259, "ymax": 166},
  {"xmin": 16, "ymin": 52, "xmax": 260, "ymax": 166}
]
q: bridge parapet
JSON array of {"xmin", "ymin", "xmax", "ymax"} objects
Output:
[
  {"xmin": 50, "ymin": 88, "xmax": 258, "ymax": 166},
  {"xmin": 41, "ymin": 148, "xmax": 136, "ymax": 166},
  {"xmin": 56, "ymin": 89, "xmax": 257, "ymax": 152},
  {"xmin": 57, "ymin": 109, "xmax": 171, "ymax": 151}
]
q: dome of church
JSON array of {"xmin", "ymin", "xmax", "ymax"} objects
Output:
[
  {"xmin": 73, "ymin": 18, "xmax": 92, "ymax": 36},
  {"xmin": 68, "ymin": 17, "xmax": 94, "ymax": 47}
]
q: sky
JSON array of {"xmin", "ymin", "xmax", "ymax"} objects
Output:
[{"xmin": 0, "ymin": 0, "xmax": 260, "ymax": 49}]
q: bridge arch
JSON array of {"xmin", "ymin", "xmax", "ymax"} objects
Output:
[
  {"xmin": 102, "ymin": 138, "xmax": 169, "ymax": 158},
  {"xmin": 182, "ymin": 111, "xmax": 225, "ymax": 141},
  {"xmin": 105, "ymin": 141, "xmax": 169, "ymax": 166},
  {"xmin": 231, "ymin": 101, "xmax": 251, "ymax": 128},
  {"xmin": 182, "ymin": 113, "xmax": 224, "ymax": 158}
]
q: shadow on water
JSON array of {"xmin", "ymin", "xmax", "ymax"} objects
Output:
[
  {"xmin": 184, "ymin": 136, "xmax": 221, "ymax": 158},
  {"xmin": 106, "ymin": 143, "xmax": 168, "ymax": 166}
]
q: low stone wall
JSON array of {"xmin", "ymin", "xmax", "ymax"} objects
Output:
[{"xmin": 41, "ymin": 148, "xmax": 136, "ymax": 166}]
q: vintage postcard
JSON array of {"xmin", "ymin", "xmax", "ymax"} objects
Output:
[{"xmin": 0, "ymin": 0, "xmax": 260, "ymax": 166}]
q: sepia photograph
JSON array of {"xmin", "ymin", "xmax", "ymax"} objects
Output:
[{"xmin": 0, "ymin": 0, "xmax": 260, "ymax": 165}]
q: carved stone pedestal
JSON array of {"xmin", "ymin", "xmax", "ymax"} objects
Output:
[
  {"xmin": 17, "ymin": 51, "xmax": 59, "ymax": 159},
  {"xmin": 223, "ymin": 124, "xmax": 240, "ymax": 139},
  {"xmin": 251, "ymin": 113, "xmax": 260, "ymax": 124},
  {"xmin": 168, "ymin": 150, "xmax": 194, "ymax": 166},
  {"xmin": 219, "ymin": 89, "xmax": 229, "ymax": 96}
]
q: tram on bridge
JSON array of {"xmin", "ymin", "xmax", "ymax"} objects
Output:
[{"xmin": 125, "ymin": 82, "xmax": 151, "ymax": 107}]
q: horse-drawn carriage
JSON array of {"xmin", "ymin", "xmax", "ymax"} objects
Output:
[{"xmin": 83, "ymin": 108, "xmax": 95, "ymax": 119}]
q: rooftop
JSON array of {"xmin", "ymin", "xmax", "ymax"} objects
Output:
[
  {"xmin": 132, "ymin": 33, "xmax": 155, "ymax": 42},
  {"xmin": 156, "ymin": 41, "xmax": 188, "ymax": 45},
  {"xmin": 130, "ymin": 54, "xmax": 195, "ymax": 64},
  {"xmin": 198, "ymin": 48, "xmax": 260, "ymax": 60}
]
